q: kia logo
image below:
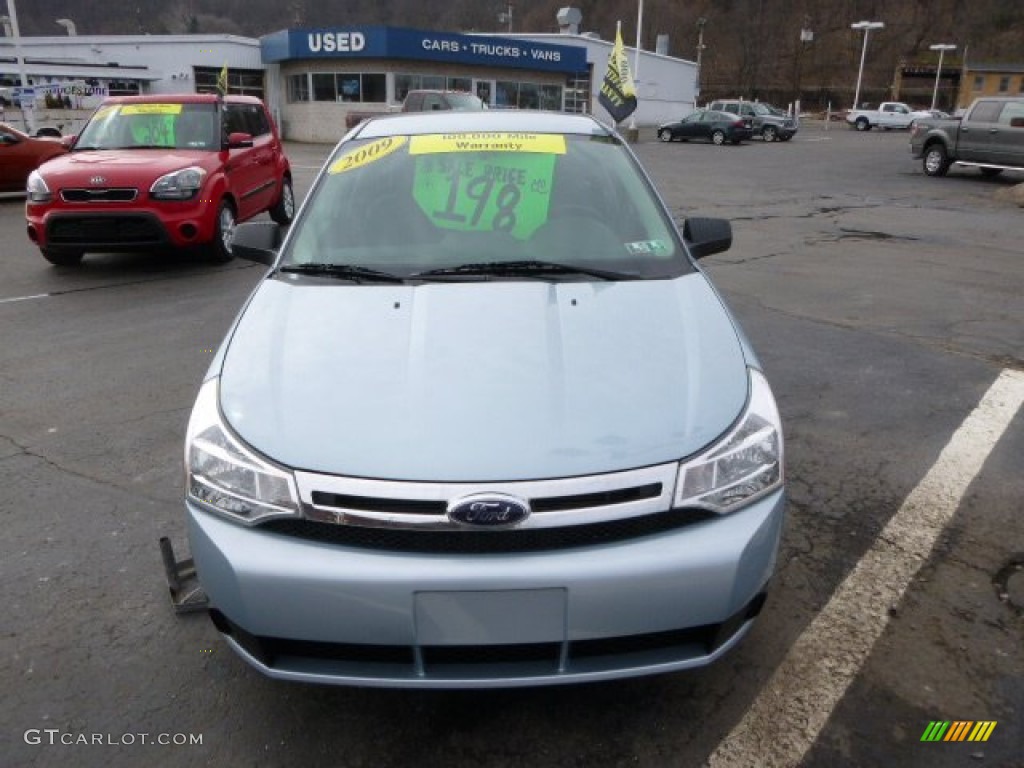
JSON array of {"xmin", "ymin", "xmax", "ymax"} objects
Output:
[
  {"xmin": 447, "ymin": 494, "xmax": 530, "ymax": 528},
  {"xmin": 89, "ymin": 176, "xmax": 106, "ymax": 185}
]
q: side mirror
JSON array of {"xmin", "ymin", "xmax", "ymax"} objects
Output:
[
  {"xmin": 683, "ymin": 217, "xmax": 733, "ymax": 260},
  {"xmin": 225, "ymin": 131, "xmax": 254, "ymax": 149},
  {"xmin": 232, "ymin": 221, "xmax": 284, "ymax": 266},
  {"xmin": 1010, "ymin": 117, "xmax": 1024, "ymax": 128},
  {"xmin": 60, "ymin": 134, "xmax": 77, "ymax": 149}
]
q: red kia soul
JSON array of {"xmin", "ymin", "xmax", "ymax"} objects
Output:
[{"xmin": 26, "ymin": 94, "xmax": 293, "ymax": 266}]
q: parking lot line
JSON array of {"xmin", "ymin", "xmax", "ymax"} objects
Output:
[
  {"xmin": 0, "ymin": 293, "xmax": 49, "ymax": 304},
  {"xmin": 707, "ymin": 368, "xmax": 1024, "ymax": 768}
]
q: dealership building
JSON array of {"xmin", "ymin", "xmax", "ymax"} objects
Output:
[{"xmin": 1, "ymin": 15, "xmax": 697, "ymax": 141}]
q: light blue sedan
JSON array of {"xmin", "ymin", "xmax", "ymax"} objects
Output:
[{"xmin": 183, "ymin": 110, "xmax": 785, "ymax": 687}]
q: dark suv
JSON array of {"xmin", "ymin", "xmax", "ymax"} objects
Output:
[
  {"xmin": 709, "ymin": 100, "xmax": 797, "ymax": 142},
  {"xmin": 26, "ymin": 94, "xmax": 293, "ymax": 266}
]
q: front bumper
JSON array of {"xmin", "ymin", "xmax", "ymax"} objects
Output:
[
  {"xmin": 187, "ymin": 488, "xmax": 785, "ymax": 688},
  {"xmin": 26, "ymin": 201, "xmax": 217, "ymax": 253}
]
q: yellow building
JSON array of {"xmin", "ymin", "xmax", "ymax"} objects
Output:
[{"xmin": 959, "ymin": 63, "xmax": 1024, "ymax": 109}]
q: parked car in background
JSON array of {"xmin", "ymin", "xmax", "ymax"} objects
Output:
[
  {"xmin": 0, "ymin": 123, "xmax": 67, "ymax": 193},
  {"xmin": 913, "ymin": 108, "xmax": 950, "ymax": 128},
  {"xmin": 910, "ymin": 97, "xmax": 1024, "ymax": 177},
  {"xmin": 657, "ymin": 109, "xmax": 754, "ymax": 145},
  {"xmin": 846, "ymin": 101, "xmax": 936, "ymax": 131},
  {"xmin": 708, "ymin": 100, "xmax": 798, "ymax": 142},
  {"xmin": 185, "ymin": 109, "xmax": 786, "ymax": 688},
  {"xmin": 344, "ymin": 89, "xmax": 487, "ymax": 130},
  {"xmin": 25, "ymin": 93, "xmax": 293, "ymax": 266}
]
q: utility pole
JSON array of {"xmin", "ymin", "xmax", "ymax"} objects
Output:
[{"xmin": 695, "ymin": 17, "xmax": 706, "ymax": 105}]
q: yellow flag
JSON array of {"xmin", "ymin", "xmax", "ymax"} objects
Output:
[
  {"xmin": 598, "ymin": 24, "xmax": 637, "ymax": 124},
  {"xmin": 216, "ymin": 63, "xmax": 228, "ymax": 97}
]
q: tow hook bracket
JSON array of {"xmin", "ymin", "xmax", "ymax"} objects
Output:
[{"xmin": 159, "ymin": 536, "xmax": 209, "ymax": 614}]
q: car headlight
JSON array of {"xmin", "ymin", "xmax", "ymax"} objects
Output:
[
  {"xmin": 185, "ymin": 378, "xmax": 299, "ymax": 524},
  {"xmin": 27, "ymin": 170, "xmax": 52, "ymax": 203},
  {"xmin": 674, "ymin": 368, "xmax": 783, "ymax": 513},
  {"xmin": 150, "ymin": 166, "xmax": 206, "ymax": 200}
]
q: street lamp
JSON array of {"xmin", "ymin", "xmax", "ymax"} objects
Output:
[
  {"xmin": 695, "ymin": 17, "xmax": 706, "ymax": 104},
  {"xmin": 55, "ymin": 18, "xmax": 77, "ymax": 35},
  {"xmin": 850, "ymin": 20, "xmax": 884, "ymax": 110},
  {"xmin": 929, "ymin": 43, "xmax": 956, "ymax": 111}
]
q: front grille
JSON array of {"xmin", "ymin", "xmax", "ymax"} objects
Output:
[
  {"xmin": 261, "ymin": 508, "xmax": 714, "ymax": 553},
  {"xmin": 310, "ymin": 482, "xmax": 663, "ymax": 516},
  {"xmin": 60, "ymin": 188, "xmax": 138, "ymax": 203},
  {"xmin": 47, "ymin": 215, "xmax": 165, "ymax": 245}
]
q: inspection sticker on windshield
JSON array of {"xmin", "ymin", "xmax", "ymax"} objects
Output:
[
  {"xmin": 413, "ymin": 153, "xmax": 556, "ymax": 240},
  {"xmin": 120, "ymin": 104, "xmax": 183, "ymax": 115},
  {"xmin": 410, "ymin": 133, "xmax": 566, "ymax": 155},
  {"xmin": 625, "ymin": 240, "xmax": 670, "ymax": 255},
  {"xmin": 328, "ymin": 136, "xmax": 408, "ymax": 175}
]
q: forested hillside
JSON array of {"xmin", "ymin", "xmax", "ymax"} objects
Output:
[{"xmin": 16, "ymin": 0, "xmax": 1024, "ymax": 106}]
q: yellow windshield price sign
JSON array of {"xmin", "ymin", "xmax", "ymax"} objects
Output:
[
  {"xmin": 328, "ymin": 136, "xmax": 408, "ymax": 175},
  {"xmin": 409, "ymin": 133, "xmax": 567, "ymax": 156},
  {"xmin": 120, "ymin": 104, "xmax": 183, "ymax": 115}
]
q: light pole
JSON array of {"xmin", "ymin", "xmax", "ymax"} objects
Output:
[
  {"xmin": 695, "ymin": 17, "xmax": 706, "ymax": 105},
  {"xmin": 4, "ymin": 0, "xmax": 34, "ymax": 133},
  {"xmin": 850, "ymin": 20, "xmax": 883, "ymax": 110},
  {"xmin": 55, "ymin": 18, "xmax": 77, "ymax": 35},
  {"xmin": 929, "ymin": 43, "xmax": 956, "ymax": 111},
  {"xmin": 498, "ymin": 3, "xmax": 512, "ymax": 34}
]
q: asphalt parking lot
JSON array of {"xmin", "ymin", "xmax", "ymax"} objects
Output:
[{"xmin": 2, "ymin": 121, "xmax": 1022, "ymax": 768}]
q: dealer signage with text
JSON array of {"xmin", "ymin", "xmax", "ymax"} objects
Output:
[{"xmin": 260, "ymin": 26, "xmax": 587, "ymax": 74}]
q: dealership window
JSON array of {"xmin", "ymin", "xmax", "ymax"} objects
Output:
[
  {"xmin": 447, "ymin": 77, "xmax": 472, "ymax": 92},
  {"xmin": 312, "ymin": 73, "xmax": 336, "ymax": 101},
  {"xmin": 311, "ymin": 73, "xmax": 386, "ymax": 103},
  {"xmin": 395, "ymin": 73, "xmax": 447, "ymax": 102},
  {"xmin": 106, "ymin": 80, "xmax": 142, "ymax": 96},
  {"xmin": 973, "ymin": 75, "xmax": 984, "ymax": 90},
  {"xmin": 495, "ymin": 80, "xmax": 562, "ymax": 110},
  {"xmin": 1019, "ymin": 78, "xmax": 1024, "ymax": 94},
  {"xmin": 194, "ymin": 67, "xmax": 264, "ymax": 98},
  {"xmin": 287, "ymin": 74, "xmax": 309, "ymax": 102},
  {"xmin": 564, "ymin": 73, "xmax": 590, "ymax": 113},
  {"xmin": 998, "ymin": 76, "xmax": 1010, "ymax": 93}
]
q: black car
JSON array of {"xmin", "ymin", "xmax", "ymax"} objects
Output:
[{"xmin": 657, "ymin": 110, "xmax": 754, "ymax": 145}]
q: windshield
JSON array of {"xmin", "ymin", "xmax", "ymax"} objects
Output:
[
  {"xmin": 75, "ymin": 103, "xmax": 219, "ymax": 151},
  {"xmin": 447, "ymin": 93, "xmax": 487, "ymax": 110},
  {"xmin": 283, "ymin": 131, "xmax": 689, "ymax": 280}
]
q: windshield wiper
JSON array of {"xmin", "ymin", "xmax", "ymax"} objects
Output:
[
  {"xmin": 278, "ymin": 263, "xmax": 406, "ymax": 284},
  {"xmin": 412, "ymin": 260, "xmax": 640, "ymax": 281}
]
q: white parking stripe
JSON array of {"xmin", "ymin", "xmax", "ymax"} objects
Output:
[
  {"xmin": 0, "ymin": 293, "xmax": 49, "ymax": 304},
  {"xmin": 708, "ymin": 368, "xmax": 1024, "ymax": 768}
]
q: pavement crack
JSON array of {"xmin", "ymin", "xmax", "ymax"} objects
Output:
[
  {"xmin": 0, "ymin": 432, "xmax": 168, "ymax": 504},
  {"xmin": 735, "ymin": 299, "xmax": 1024, "ymax": 371}
]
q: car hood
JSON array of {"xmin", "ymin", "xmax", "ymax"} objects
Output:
[
  {"xmin": 218, "ymin": 274, "xmax": 750, "ymax": 482},
  {"xmin": 36, "ymin": 149, "xmax": 214, "ymax": 187}
]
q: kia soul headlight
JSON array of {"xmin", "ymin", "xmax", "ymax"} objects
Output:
[
  {"xmin": 151, "ymin": 166, "xmax": 206, "ymax": 200},
  {"xmin": 185, "ymin": 378, "xmax": 299, "ymax": 523},
  {"xmin": 675, "ymin": 368, "xmax": 783, "ymax": 513},
  {"xmin": 27, "ymin": 170, "xmax": 52, "ymax": 203}
]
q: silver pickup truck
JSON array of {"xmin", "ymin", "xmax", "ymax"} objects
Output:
[{"xmin": 910, "ymin": 97, "xmax": 1024, "ymax": 177}]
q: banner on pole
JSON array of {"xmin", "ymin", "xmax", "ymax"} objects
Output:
[{"xmin": 598, "ymin": 25, "xmax": 637, "ymax": 124}]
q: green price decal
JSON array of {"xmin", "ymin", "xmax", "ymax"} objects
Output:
[{"xmin": 412, "ymin": 154, "xmax": 556, "ymax": 240}]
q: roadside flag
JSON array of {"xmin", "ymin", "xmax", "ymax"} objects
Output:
[
  {"xmin": 598, "ymin": 22, "xmax": 637, "ymax": 124},
  {"xmin": 216, "ymin": 63, "xmax": 228, "ymax": 97}
]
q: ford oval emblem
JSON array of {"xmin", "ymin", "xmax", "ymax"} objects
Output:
[{"xmin": 447, "ymin": 494, "xmax": 531, "ymax": 528}]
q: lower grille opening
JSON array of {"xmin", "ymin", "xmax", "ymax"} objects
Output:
[{"xmin": 212, "ymin": 593, "xmax": 765, "ymax": 679}]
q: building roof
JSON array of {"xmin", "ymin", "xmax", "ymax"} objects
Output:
[{"xmin": 965, "ymin": 63, "xmax": 1024, "ymax": 74}]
